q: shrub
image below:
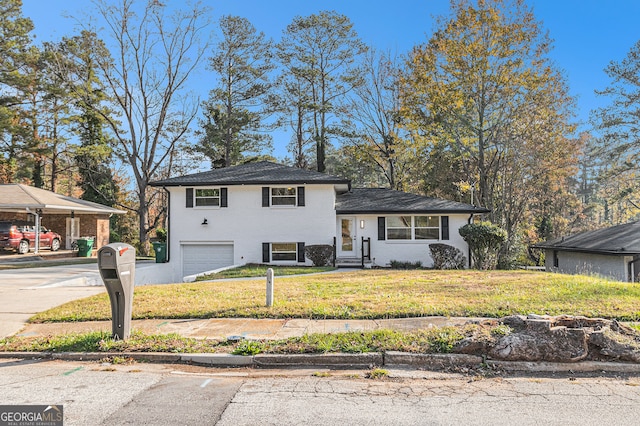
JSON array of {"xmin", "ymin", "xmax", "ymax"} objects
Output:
[
  {"xmin": 429, "ymin": 243, "xmax": 466, "ymax": 269},
  {"xmin": 155, "ymin": 228, "xmax": 167, "ymax": 242},
  {"xmin": 304, "ymin": 244, "xmax": 334, "ymax": 266},
  {"xmin": 459, "ymin": 221, "xmax": 507, "ymax": 270},
  {"xmin": 232, "ymin": 340, "xmax": 265, "ymax": 356},
  {"xmin": 389, "ymin": 260, "xmax": 423, "ymax": 269}
]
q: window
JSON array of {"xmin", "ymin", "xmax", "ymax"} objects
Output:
[
  {"xmin": 387, "ymin": 216, "xmax": 412, "ymax": 240},
  {"xmin": 271, "ymin": 243, "xmax": 297, "ymax": 261},
  {"xmin": 384, "ymin": 215, "xmax": 445, "ymax": 241},
  {"xmin": 271, "ymin": 187, "xmax": 297, "ymax": 206},
  {"xmin": 195, "ymin": 189, "xmax": 220, "ymax": 207},
  {"xmin": 415, "ymin": 216, "xmax": 440, "ymax": 240}
]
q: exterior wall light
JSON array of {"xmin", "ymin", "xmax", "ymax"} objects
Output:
[
  {"xmin": 202, "ymin": 218, "xmax": 208, "ymax": 225},
  {"xmin": 360, "ymin": 220, "xmax": 365, "ymax": 229}
]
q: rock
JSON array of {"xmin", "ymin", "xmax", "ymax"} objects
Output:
[
  {"xmin": 553, "ymin": 315, "xmax": 610, "ymax": 330},
  {"xmin": 490, "ymin": 333, "xmax": 541, "ymax": 361},
  {"xmin": 526, "ymin": 319, "xmax": 551, "ymax": 333},
  {"xmin": 452, "ymin": 315, "xmax": 640, "ymax": 363},
  {"xmin": 588, "ymin": 328, "xmax": 640, "ymax": 363},
  {"xmin": 611, "ymin": 319, "xmax": 637, "ymax": 335},
  {"xmin": 454, "ymin": 337, "xmax": 490, "ymax": 354},
  {"xmin": 500, "ymin": 315, "xmax": 526, "ymax": 329},
  {"xmin": 488, "ymin": 316, "xmax": 589, "ymax": 362}
]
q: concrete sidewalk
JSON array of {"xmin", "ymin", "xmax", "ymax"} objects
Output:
[{"xmin": 15, "ymin": 316, "xmax": 481, "ymax": 340}]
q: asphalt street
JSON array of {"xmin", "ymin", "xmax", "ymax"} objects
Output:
[
  {"xmin": 3, "ymin": 260, "xmax": 640, "ymax": 424},
  {"xmin": 2, "ymin": 358, "xmax": 640, "ymax": 426}
]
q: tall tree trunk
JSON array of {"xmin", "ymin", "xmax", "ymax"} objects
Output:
[{"xmin": 137, "ymin": 183, "xmax": 149, "ymax": 255}]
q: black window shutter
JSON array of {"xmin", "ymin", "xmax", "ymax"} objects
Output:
[
  {"xmin": 297, "ymin": 187, "xmax": 305, "ymax": 206},
  {"xmin": 378, "ymin": 217, "xmax": 386, "ymax": 240},
  {"xmin": 441, "ymin": 216, "xmax": 449, "ymax": 240},
  {"xmin": 262, "ymin": 243, "xmax": 270, "ymax": 263},
  {"xmin": 186, "ymin": 188, "xmax": 193, "ymax": 208},
  {"xmin": 297, "ymin": 242, "xmax": 305, "ymax": 263},
  {"xmin": 262, "ymin": 187, "xmax": 270, "ymax": 207},
  {"xmin": 220, "ymin": 188, "xmax": 228, "ymax": 207}
]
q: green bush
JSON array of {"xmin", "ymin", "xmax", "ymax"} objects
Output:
[
  {"xmin": 155, "ymin": 228, "xmax": 167, "ymax": 242},
  {"xmin": 429, "ymin": 243, "xmax": 466, "ymax": 269},
  {"xmin": 304, "ymin": 244, "xmax": 334, "ymax": 266},
  {"xmin": 459, "ymin": 221, "xmax": 507, "ymax": 270},
  {"xmin": 389, "ymin": 260, "xmax": 423, "ymax": 269}
]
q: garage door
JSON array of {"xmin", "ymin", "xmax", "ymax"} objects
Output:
[{"xmin": 182, "ymin": 244, "xmax": 234, "ymax": 277}]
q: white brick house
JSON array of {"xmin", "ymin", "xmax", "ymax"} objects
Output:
[{"xmin": 151, "ymin": 161, "xmax": 488, "ymax": 281}]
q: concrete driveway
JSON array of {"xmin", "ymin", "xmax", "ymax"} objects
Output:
[{"xmin": 0, "ymin": 263, "xmax": 106, "ymax": 338}]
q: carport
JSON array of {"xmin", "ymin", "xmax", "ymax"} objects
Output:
[{"xmin": 0, "ymin": 184, "xmax": 125, "ymax": 253}]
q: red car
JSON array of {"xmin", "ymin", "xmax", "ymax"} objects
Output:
[{"xmin": 0, "ymin": 221, "xmax": 62, "ymax": 254}]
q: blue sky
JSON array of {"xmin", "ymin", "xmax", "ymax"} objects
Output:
[{"xmin": 21, "ymin": 0, "xmax": 640, "ymax": 156}]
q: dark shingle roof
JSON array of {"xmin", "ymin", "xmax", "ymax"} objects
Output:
[
  {"xmin": 534, "ymin": 221, "xmax": 640, "ymax": 255},
  {"xmin": 151, "ymin": 161, "xmax": 350, "ymax": 187},
  {"xmin": 335, "ymin": 188, "xmax": 490, "ymax": 214}
]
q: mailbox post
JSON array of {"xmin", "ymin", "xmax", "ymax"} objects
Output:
[{"xmin": 98, "ymin": 243, "xmax": 136, "ymax": 340}]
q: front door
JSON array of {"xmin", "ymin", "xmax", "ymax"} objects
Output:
[{"xmin": 338, "ymin": 217, "xmax": 356, "ymax": 257}]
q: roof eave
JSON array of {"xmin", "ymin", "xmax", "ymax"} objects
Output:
[
  {"xmin": 151, "ymin": 179, "xmax": 350, "ymax": 187},
  {"xmin": 532, "ymin": 245, "xmax": 640, "ymax": 256},
  {"xmin": 336, "ymin": 209, "xmax": 490, "ymax": 215},
  {"xmin": 0, "ymin": 204, "xmax": 126, "ymax": 214}
]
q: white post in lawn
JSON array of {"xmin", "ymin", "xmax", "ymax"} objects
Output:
[{"xmin": 266, "ymin": 268, "xmax": 274, "ymax": 307}]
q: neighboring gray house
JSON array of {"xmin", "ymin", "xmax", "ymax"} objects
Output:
[{"xmin": 534, "ymin": 221, "xmax": 640, "ymax": 282}]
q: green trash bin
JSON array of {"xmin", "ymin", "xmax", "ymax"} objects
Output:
[
  {"xmin": 77, "ymin": 238, "xmax": 94, "ymax": 257},
  {"xmin": 152, "ymin": 242, "xmax": 167, "ymax": 263}
]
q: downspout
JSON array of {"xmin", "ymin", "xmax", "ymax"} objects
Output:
[{"xmin": 163, "ymin": 187, "xmax": 170, "ymax": 262}]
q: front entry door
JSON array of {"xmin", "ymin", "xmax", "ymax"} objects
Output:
[{"xmin": 338, "ymin": 217, "xmax": 356, "ymax": 257}]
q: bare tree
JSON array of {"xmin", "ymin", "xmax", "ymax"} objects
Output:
[
  {"xmin": 68, "ymin": 0, "xmax": 210, "ymax": 253},
  {"xmin": 339, "ymin": 50, "xmax": 411, "ymax": 190}
]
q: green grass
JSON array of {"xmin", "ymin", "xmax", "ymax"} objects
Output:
[
  {"xmin": 0, "ymin": 257, "xmax": 155, "ymax": 270},
  {"xmin": 0, "ymin": 326, "xmax": 488, "ymax": 355},
  {"xmin": 366, "ymin": 368, "xmax": 390, "ymax": 379},
  {"xmin": 0, "ymin": 258, "xmax": 97, "ymax": 270},
  {"xmin": 196, "ymin": 264, "xmax": 335, "ymax": 280},
  {"xmin": 29, "ymin": 269, "xmax": 640, "ymax": 323}
]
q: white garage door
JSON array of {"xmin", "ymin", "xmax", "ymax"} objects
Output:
[{"xmin": 182, "ymin": 244, "xmax": 234, "ymax": 277}]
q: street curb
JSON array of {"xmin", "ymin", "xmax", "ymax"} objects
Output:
[
  {"xmin": 485, "ymin": 360, "xmax": 640, "ymax": 374},
  {"xmin": 3, "ymin": 351, "xmax": 640, "ymax": 373},
  {"xmin": 181, "ymin": 353, "xmax": 254, "ymax": 366},
  {"xmin": 254, "ymin": 353, "xmax": 383, "ymax": 368},
  {"xmin": 384, "ymin": 352, "xmax": 484, "ymax": 368}
]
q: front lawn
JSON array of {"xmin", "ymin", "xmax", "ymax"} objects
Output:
[
  {"xmin": 30, "ymin": 270, "xmax": 640, "ymax": 323},
  {"xmin": 196, "ymin": 264, "xmax": 335, "ymax": 280}
]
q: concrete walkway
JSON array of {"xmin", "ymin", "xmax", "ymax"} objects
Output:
[{"xmin": 15, "ymin": 316, "xmax": 481, "ymax": 340}]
